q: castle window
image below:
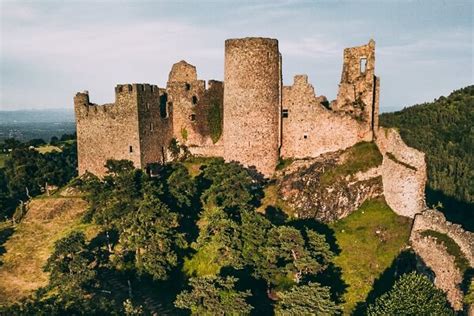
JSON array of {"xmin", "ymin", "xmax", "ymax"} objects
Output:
[
  {"xmin": 118, "ymin": 86, "xmax": 123, "ymax": 93},
  {"xmin": 146, "ymin": 103, "xmax": 150, "ymax": 110},
  {"xmin": 142, "ymin": 85, "xmax": 146, "ymax": 92},
  {"xmin": 160, "ymin": 94, "xmax": 168, "ymax": 118},
  {"xmin": 282, "ymin": 109, "xmax": 289, "ymax": 118},
  {"xmin": 192, "ymin": 96, "xmax": 198, "ymax": 105},
  {"xmin": 190, "ymin": 114, "xmax": 196, "ymax": 121},
  {"xmin": 129, "ymin": 146, "xmax": 133, "ymax": 153},
  {"xmin": 150, "ymin": 122, "xmax": 154, "ymax": 131},
  {"xmin": 303, "ymin": 134, "xmax": 308, "ymax": 139},
  {"xmin": 360, "ymin": 58, "xmax": 367, "ymax": 73},
  {"xmin": 128, "ymin": 85, "xmax": 133, "ymax": 92},
  {"xmin": 185, "ymin": 83, "xmax": 191, "ymax": 91}
]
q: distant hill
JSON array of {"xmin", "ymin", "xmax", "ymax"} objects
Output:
[
  {"xmin": 380, "ymin": 86, "xmax": 473, "ymax": 229},
  {"xmin": 0, "ymin": 109, "xmax": 75, "ymax": 142},
  {"xmin": 0, "ymin": 109, "xmax": 74, "ymax": 124}
]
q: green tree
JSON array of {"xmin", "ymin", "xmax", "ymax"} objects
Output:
[
  {"xmin": 166, "ymin": 164, "xmax": 197, "ymax": 208},
  {"xmin": 116, "ymin": 195, "xmax": 186, "ymax": 280},
  {"xmin": 261, "ymin": 226, "xmax": 333, "ymax": 286},
  {"xmin": 44, "ymin": 231, "xmax": 96, "ymax": 297},
  {"xmin": 367, "ymin": 272, "xmax": 454, "ymax": 315},
  {"xmin": 275, "ymin": 282, "xmax": 341, "ymax": 315},
  {"xmin": 175, "ymin": 276, "xmax": 253, "ymax": 315},
  {"xmin": 201, "ymin": 160, "xmax": 262, "ymax": 213}
]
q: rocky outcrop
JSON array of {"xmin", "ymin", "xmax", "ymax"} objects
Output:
[{"xmin": 277, "ymin": 150, "xmax": 383, "ymax": 222}]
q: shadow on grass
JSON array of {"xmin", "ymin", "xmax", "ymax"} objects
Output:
[{"xmin": 0, "ymin": 226, "xmax": 14, "ymax": 266}]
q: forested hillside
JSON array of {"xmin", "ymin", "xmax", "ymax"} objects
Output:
[{"xmin": 380, "ymin": 86, "xmax": 473, "ymax": 228}]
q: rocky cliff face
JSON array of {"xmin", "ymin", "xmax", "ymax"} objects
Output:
[{"xmin": 277, "ymin": 144, "xmax": 384, "ymax": 222}]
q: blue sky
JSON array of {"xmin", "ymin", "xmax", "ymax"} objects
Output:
[{"xmin": 0, "ymin": 0, "xmax": 472, "ymax": 112}]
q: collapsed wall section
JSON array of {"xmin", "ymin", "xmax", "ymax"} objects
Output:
[
  {"xmin": 280, "ymin": 75, "xmax": 373, "ymax": 159},
  {"xmin": 410, "ymin": 209, "xmax": 474, "ymax": 311},
  {"xmin": 376, "ymin": 128, "xmax": 427, "ymax": 217},
  {"xmin": 334, "ymin": 39, "xmax": 379, "ymax": 138},
  {"xmin": 167, "ymin": 61, "xmax": 224, "ymax": 157},
  {"xmin": 223, "ymin": 37, "xmax": 281, "ymax": 176}
]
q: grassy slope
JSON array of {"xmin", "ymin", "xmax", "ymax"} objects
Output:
[
  {"xmin": 0, "ymin": 194, "xmax": 97, "ymax": 305},
  {"xmin": 330, "ymin": 198, "xmax": 412, "ymax": 314}
]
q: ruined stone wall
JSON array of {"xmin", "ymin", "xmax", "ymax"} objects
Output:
[
  {"xmin": 136, "ymin": 85, "xmax": 172, "ymax": 166},
  {"xmin": 75, "ymin": 84, "xmax": 173, "ymax": 176},
  {"xmin": 223, "ymin": 37, "xmax": 281, "ymax": 176},
  {"xmin": 411, "ymin": 209, "xmax": 474, "ymax": 265},
  {"xmin": 334, "ymin": 40, "xmax": 379, "ymax": 138},
  {"xmin": 376, "ymin": 128, "xmax": 426, "ymax": 217},
  {"xmin": 75, "ymin": 88, "xmax": 142, "ymax": 176},
  {"xmin": 167, "ymin": 61, "xmax": 224, "ymax": 151},
  {"xmin": 411, "ymin": 234, "xmax": 464, "ymax": 310},
  {"xmin": 280, "ymin": 75, "xmax": 372, "ymax": 159},
  {"xmin": 410, "ymin": 209, "xmax": 474, "ymax": 311}
]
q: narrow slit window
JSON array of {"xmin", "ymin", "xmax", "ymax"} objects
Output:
[
  {"xmin": 282, "ymin": 109, "xmax": 289, "ymax": 118},
  {"xmin": 150, "ymin": 122, "xmax": 154, "ymax": 131},
  {"xmin": 185, "ymin": 83, "xmax": 191, "ymax": 91},
  {"xmin": 190, "ymin": 114, "xmax": 196, "ymax": 121},
  {"xmin": 360, "ymin": 58, "xmax": 367, "ymax": 73},
  {"xmin": 192, "ymin": 96, "xmax": 198, "ymax": 105},
  {"xmin": 129, "ymin": 146, "xmax": 133, "ymax": 153}
]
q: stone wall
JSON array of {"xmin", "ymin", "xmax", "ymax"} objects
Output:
[
  {"xmin": 411, "ymin": 234, "xmax": 464, "ymax": 310},
  {"xmin": 376, "ymin": 128, "xmax": 427, "ymax": 217},
  {"xmin": 334, "ymin": 39, "xmax": 379, "ymax": 137},
  {"xmin": 280, "ymin": 75, "xmax": 372, "ymax": 159},
  {"xmin": 410, "ymin": 209, "xmax": 474, "ymax": 311},
  {"xmin": 223, "ymin": 37, "xmax": 281, "ymax": 177},
  {"xmin": 75, "ymin": 87, "xmax": 142, "ymax": 176},
  {"xmin": 167, "ymin": 61, "xmax": 224, "ymax": 150},
  {"xmin": 411, "ymin": 209, "xmax": 474, "ymax": 265},
  {"xmin": 136, "ymin": 85, "xmax": 172, "ymax": 167},
  {"xmin": 75, "ymin": 84, "xmax": 173, "ymax": 176}
]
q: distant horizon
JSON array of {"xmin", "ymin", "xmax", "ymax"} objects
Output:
[{"xmin": 1, "ymin": 1, "xmax": 472, "ymax": 112}]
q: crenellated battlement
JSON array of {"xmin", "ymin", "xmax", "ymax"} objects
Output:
[{"xmin": 75, "ymin": 37, "xmax": 381, "ymax": 179}]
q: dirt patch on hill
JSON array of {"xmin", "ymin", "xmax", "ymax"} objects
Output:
[{"xmin": 0, "ymin": 197, "xmax": 96, "ymax": 305}]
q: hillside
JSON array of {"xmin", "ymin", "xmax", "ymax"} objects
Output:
[
  {"xmin": 380, "ymin": 86, "xmax": 474, "ymax": 229},
  {"xmin": 0, "ymin": 193, "xmax": 96, "ymax": 304}
]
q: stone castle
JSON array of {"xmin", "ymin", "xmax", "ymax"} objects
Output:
[{"xmin": 75, "ymin": 37, "xmax": 379, "ymax": 177}]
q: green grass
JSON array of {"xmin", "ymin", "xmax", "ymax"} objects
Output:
[
  {"xmin": 276, "ymin": 157, "xmax": 294, "ymax": 171},
  {"xmin": 321, "ymin": 142, "xmax": 383, "ymax": 185},
  {"xmin": 36, "ymin": 145, "xmax": 62, "ymax": 154},
  {"xmin": 420, "ymin": 229, "xmax": 470, "ymax": 273},
  {"xmin": 0, "ymin": 195, "xmax": 98, "ymax": 304},
  {"xmin": 330, "ymin": 198, "xmax": 412, "ymax": 314}
]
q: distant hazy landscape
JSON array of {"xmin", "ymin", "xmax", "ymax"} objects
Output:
[{"xmin": 0, "ymin": 109, "xmax": 75, "ymax": 141}]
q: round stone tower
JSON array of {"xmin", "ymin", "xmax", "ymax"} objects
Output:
[{"xmin": 223, "ymin": 37, "xmax": 281, "ymax": 176}]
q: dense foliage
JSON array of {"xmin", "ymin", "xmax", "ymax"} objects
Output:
[
  {"xmin": 380, "ymin": 86, "xmax": 474, "ymax": 205},
  {"xmin": 1, "ymin": 157, "xmax": 345, "ymax": 314},
  {"xmin": 367, "ymin": 272, "xmax": 454, "ymax": 315},
  {"xmin": 0, "ymin": 135, "xmax": 77, "ymax": 218}
]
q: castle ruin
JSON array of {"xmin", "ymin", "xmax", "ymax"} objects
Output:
[{"xmin": 75, "ymin": 37, "xmax": 379, "ymax": 177}]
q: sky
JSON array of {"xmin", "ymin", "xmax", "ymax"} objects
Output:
[{"xmin": 0, "ymin": 0, "xmax": 472, "ymax": 112}]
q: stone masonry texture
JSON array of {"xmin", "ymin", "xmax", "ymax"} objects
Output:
[{"xmin": 74, "ymin": 37, "xmax": 426, "ymax": 219}]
